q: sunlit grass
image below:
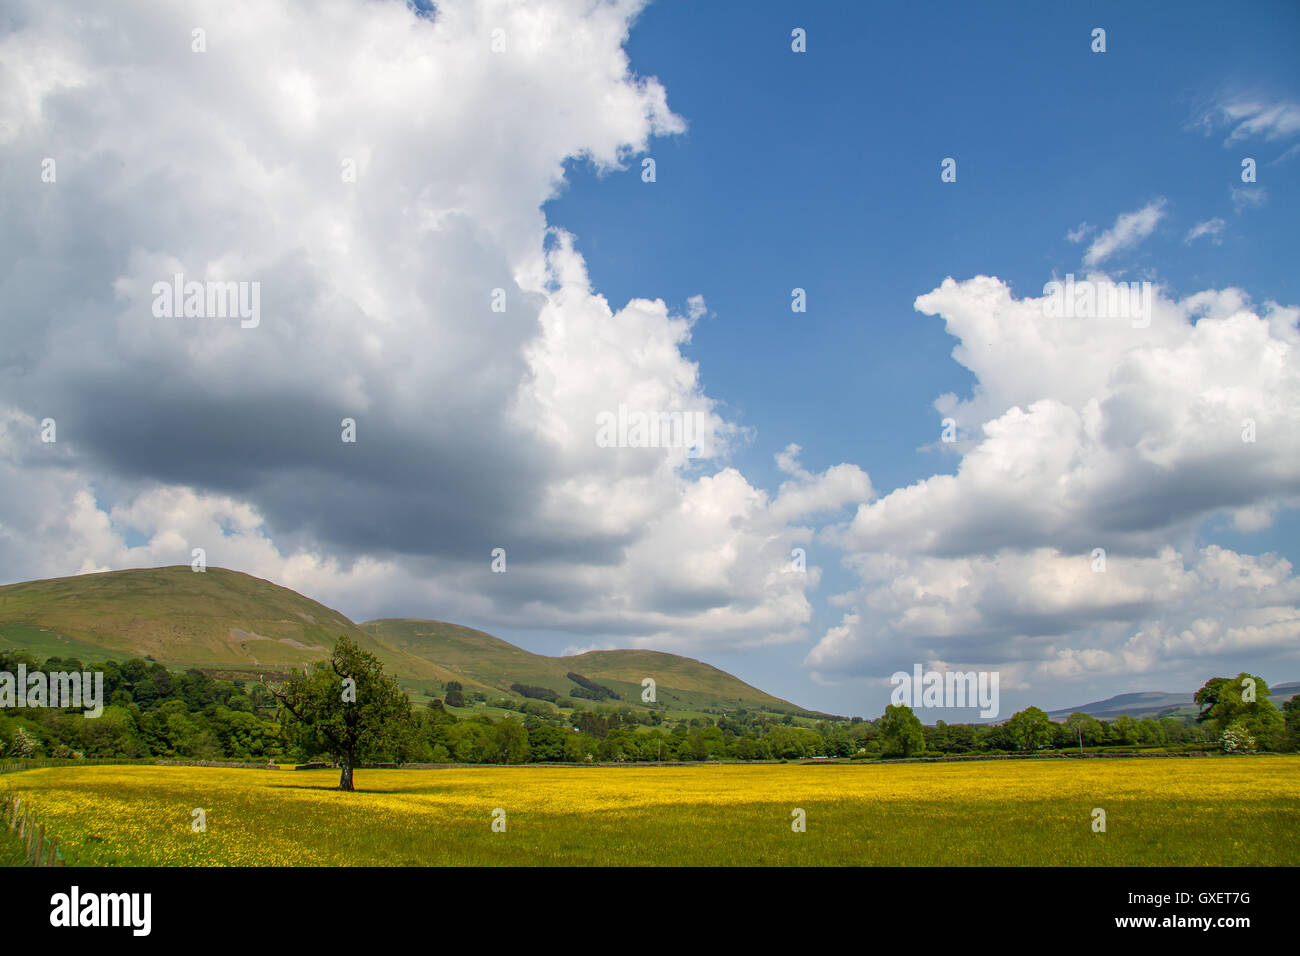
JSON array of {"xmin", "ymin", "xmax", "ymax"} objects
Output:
[{"xmin": 2, "ymin": 757, "xmax": 1295, "ymax": 866}]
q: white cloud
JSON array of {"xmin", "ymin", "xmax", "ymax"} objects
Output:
[
  {"xmin": 1184, "ymin": 218, "xmax": 1225, "ymax": 244},
  {"xmin": 1198, "ymin": 97, "xmax": 1300, "ymax": 146},
  {"xmin": 1082, "ymin": 199, "xmax": 1167, "ymax": 267},
  {"xmin": 809, "ymin": 273, "xmax": 1300, "ymax": 684},
  {"xmin": 1232, "ymin": 185, "xmax": 1268, "ymax": 212},
  {"xmin": 0, "ymin": 0, "xmax": 851, "ymax": 653},
  {"xmin": 807, "ymin": 544, "xmax": 1300, "ymax": 682}
]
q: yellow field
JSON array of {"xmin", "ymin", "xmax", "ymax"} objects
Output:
[{"xmin": 2, "ymin": 757, "xmax": 1296, "ymax": 866}]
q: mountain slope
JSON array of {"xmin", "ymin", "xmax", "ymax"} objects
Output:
[
  {"xmin": 0, "ymin": 566, "xmax": 356, "ymax": 669},
  {"xmin": 0, "ymin": 567, "xmax": 804, "ymax": 714},
  {"xmin": 569, "ymin": 648, "xmax": 790, "ymax": 710},
  {"xmin": 0, "ymin": 567, "xmax": 465, "ymax": 686},
  {"xmin": 360, "ymin": 618, "xmax": 801, "ymax": 713}
]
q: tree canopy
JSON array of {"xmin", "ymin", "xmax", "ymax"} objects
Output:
[
  {"xmin": 1194, "ymin": 673, "xmax": 1284, "ymax": 752},
  {"xmin": 879, "ymin": 704, "xmax": 925, "ymax": 757},
  {"xmin": 273, "ymin": 635, "xmax": 412, "ymax": 790}
]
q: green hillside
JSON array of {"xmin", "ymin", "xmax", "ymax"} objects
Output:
[
  {"xmin": 360, "ymin": 618, "xmax": 569, "ymax": 694},
  {"xmin": 0, "ymin": 567, "xmax": 460, "ymax": 687},
  {"xmin": 569, "ymin": 648, "xmax": 793, "ymax": 712},
  {"xmin": 361, "ymin": 618, "xmax": 800, "ymax": 713},
  {"xmin": 0, "ymin": 567, "xmax": 805, "ymax": 716}
]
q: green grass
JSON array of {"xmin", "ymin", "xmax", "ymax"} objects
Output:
[
  {"xmin": 3, "ymin": 757, "xmax": 1295, "ymax": 866},
  {"xmin": 0, "ymin": 623, "xmax": 135, "ymax": 664},
  {"xmin": 0, "ymin": 822, "xmax": 31, "ymax": 866},
  {"xmin": 0, "ymin": 567, "xmax": 367, "ymax": 669}
]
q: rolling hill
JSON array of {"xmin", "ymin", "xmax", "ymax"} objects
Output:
[
  {"xmin": 0, "ymin": 567, "xmax": 805, "ymax": 716},
  {"xmin": 361, "ymin": 618, "xmax": 797, "ymax": 713}
]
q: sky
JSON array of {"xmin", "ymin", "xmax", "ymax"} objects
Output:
[{"xmin": 1, "ymin": 0, "xmax": 1297, "ymax": 720}]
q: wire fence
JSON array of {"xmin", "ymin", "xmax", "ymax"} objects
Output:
[{"xmin": 2, "ymin": 793, "xmax": 63, "ymax": 866}]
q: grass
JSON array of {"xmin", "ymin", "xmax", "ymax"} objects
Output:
[
  {"xmin": 0, "ymin": 567, "xmax": 366, "ymax": 670},
  {"xmin": 0, "ymin": 623, "xmax": 136, "ymax": 665},
  {"xmin": 0, "ymin": 820, "xmax": 31, "ymax": 866},
  {"xmin": 0, "ymin": 756, "xmax": 1295, "ymax": 866}
]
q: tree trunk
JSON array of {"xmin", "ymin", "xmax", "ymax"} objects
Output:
[{"xmin": 339, "ymin": 756, "xmax": 354, "ymax": 791}]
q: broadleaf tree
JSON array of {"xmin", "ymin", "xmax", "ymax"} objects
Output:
[
  {"xmin": 1194, "ymin": 673, "xmax": 1284, "ymax": 752},
  {"xmin": 878, "ymin": 703, "xmax": 925, "ymax": 758},
  {"xmin": 1006, "ymin": 706, "xmax": 1054, "ymax": 752},
  {"xmin": 273, "ymin": 635, "xmax": 412, "ymax": 790}
]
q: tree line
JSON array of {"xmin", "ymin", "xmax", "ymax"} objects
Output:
[{"xmin": 2, "ymin": 642, "xmax": 1296, "ymax": 792}]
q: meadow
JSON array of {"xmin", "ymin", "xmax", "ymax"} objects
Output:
[{"xmin": 1, "ymin": 757, "xmax": 1296, "ymax": 866}]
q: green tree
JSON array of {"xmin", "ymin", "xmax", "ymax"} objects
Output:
[
  {"xmin": 1138, "ymin": 718, "xmax": 1165, "ymax": 745},
  {"xmin": 1194, "ymin": 673, "xmax": 1285, "ymax": 751},
  {"xmin": 273, "ymin": 635, "xmax": 412, "ymax": 790},
  {"xmin": 1158, "ymin": 717, "xmax": 1184, "ymax": 744},
  {"xmin": 1112, "ymin": 714, "xmax": 1140, "ymax": 745},
  {"xmin": 527, "ymin": 724, "xmax": 566, "ymax": 762},
  {"xmin": 1006, "ymin": 707, "xmax": 1053, "ymax": 751},
  {"xmin": 1282, "ymin": 695, "xmax": 1300, "ymax": 753},
  {"xmin": 491, "ymin": 719, "xmax": 531, "ymax": 764},
  {"xmin": 1065, "ymin": 712, "xmax": 1103, "ymax": 748},
  {"xmin": 879, "ymin": 704, "xmax": 925, "ymax": 757}
]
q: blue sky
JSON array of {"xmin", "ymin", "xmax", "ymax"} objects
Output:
[
  {"xmin": 3, "ymin": 0, "xmax": 1298, "ymax": 721},
  {"xmin": 540, "ymin": 0, "xmax": 1300, "ymax": 714}
]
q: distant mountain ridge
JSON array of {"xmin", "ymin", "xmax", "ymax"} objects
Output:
[
  {"xmin": 1048, "ymin": 683, "xmax": 1300, "ymax": 721},
  {"xmin": 0, "ymin": 566, "xmax": 805, "ymax": 716}
]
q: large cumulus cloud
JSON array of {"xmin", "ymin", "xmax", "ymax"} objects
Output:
[
  {"xmin": 809, "ymin": 275, "xmax": 1300, "ymax": 683},
  {"xmin": 0, "ymin": 0, "xmax": 865, "ymax": 647}
]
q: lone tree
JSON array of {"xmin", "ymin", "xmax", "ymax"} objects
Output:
[{"xmin": 273, "ymin": 635, "xmax": 411, "ymax": 791}]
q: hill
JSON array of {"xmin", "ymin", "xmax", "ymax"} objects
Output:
[
  {"xmin": 0, "ymin": 566, "xmax": 470, "ymax": 687},
  {"xmin": 0, "ymin": 567, "xmax": 805, "ymax": 716},
  {"xmin": 361, "ymin": 618, "xmax": 799, "ymax": 713}
]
